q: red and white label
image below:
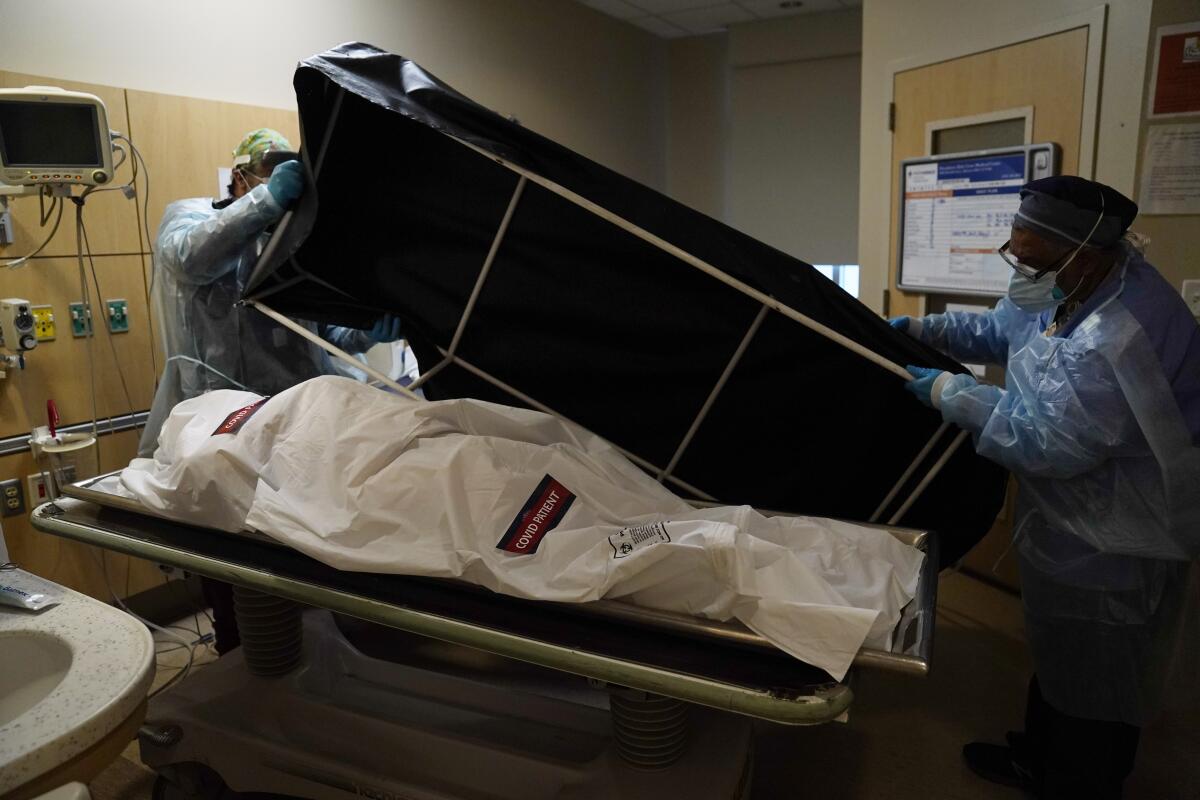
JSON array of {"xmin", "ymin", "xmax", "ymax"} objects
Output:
[
  {"xmin": 211, "ymin": 398, "xmax": 270, "ymax": 436},
  {"xmin": 496, "ymin": 475, "xmax": 577, "ymax": 554}
]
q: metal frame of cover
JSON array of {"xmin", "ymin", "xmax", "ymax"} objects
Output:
[{"xmin": 247, "ymin": 100, "xmax": 970, "ymax": 525}]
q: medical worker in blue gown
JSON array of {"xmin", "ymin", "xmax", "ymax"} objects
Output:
[
  {"xmin": 141, "ymin": 129, "xmax": 403, "ymax": 651},
  {"xmin": 892, "ymin": 176, "xmax": 1199, "ymax": 799}
]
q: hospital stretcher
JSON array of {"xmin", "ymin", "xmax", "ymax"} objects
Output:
[{"xmin": 31, "ymin": 477, "xmax": 938, "ymax": 799}]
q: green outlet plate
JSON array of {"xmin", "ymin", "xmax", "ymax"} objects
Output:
[
  {"xmin": 68, "ymin": 302, "xmax": 93, "ymax": 337},
  {"xmin": 106, "ymin": 298, "xmax": 129, "ymax": 333}
]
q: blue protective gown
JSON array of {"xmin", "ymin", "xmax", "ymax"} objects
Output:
[
  {"xmin": 139, "ymin": 185, "xmax": 375, "ymax": 456},
  {"xmin": 916, "ymin": 244, "xmax": 1200, "ymax": 725}
]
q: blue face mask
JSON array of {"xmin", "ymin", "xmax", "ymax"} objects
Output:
[{"xmin": 1007, "ymin": 271, "xmax": 1066, "ymax": 313}]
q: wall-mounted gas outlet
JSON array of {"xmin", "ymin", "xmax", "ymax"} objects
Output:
[
  {"xmin": 68, "ymin": 302, "xmax": 93, "ymax": 337},
  {"xmin": 30, "ymin": 305, "xmax": 55, "ymax": 341},
  {"xmin": 1183, "ymin": 280, "xmax": 1200, "ymax": 319},
  {"xmin": 106, "ymin": 299, "xmax": 129, "ymax": 333},
  {"xmin": 1, "ymin": 478, "xmax": 24, "ymax": 516}
]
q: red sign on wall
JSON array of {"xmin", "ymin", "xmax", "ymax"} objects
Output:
[{"xmin": 1150, "ymin": 23, "xmax": 1200, "ymax": 118}]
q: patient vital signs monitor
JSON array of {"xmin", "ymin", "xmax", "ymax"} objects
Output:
[
  {"xmin": 898, "ymin": 143, "xmax": 1059, "ymax": 296},
  {"xmin": 0, "ymin": 87, "xmax": 114, "ymax": 187}
]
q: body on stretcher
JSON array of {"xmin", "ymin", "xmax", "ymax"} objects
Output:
[{"xmin": 96, "ymin": 376, "xmax": 927, "ymax": 681}]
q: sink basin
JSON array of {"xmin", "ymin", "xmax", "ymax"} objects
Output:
[
  {"xmin": 0, "ymin": 633, "xmax": 72, "ymax": 726},
  {"xmin": 0, "ymin": 569, "xmax": 155, "ymax": 797}
]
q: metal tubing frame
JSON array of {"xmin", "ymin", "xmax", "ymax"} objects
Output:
[
  {"xmin": 246, "ymin": 301, "xmax": 420, "ymax": 401},
  {"xmin": 442, "ymin": 349, "xmax": 718, "ymax": 502},
  {"xmin": 410, "ymin": 175, "xmax": 528, "ymax": 391},
  {"xmin": 887, "ymin": 429, "xmax": 971, "ymax": 526},
  {"xmin": 869, "ymin": 421, "xmax": 951, "ymax": 523},
  {"xmin": 446, "ymin": 135, "xmax": 913, "ymax": 382},
  {"xmin": 657, "ymin": 304, "xmax": 769, "ymax": 482}
]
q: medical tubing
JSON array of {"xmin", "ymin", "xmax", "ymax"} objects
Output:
[
  {"xmin": 75, "ymin": 200, "xmax": 102, "ymax": 454},
  {"xmin": 164, "ymin": 356, "xmax": 254, "ymax": 392},
  {"xmin": 447, "ymin": 135, "xmax": 914, "ymax": 382},
  {"xmin": 2, "ymin": 195, "xmax": 63, "ymax": 268},
  {"xmin": 81, "ymin": 216, "xmax": 141, "ymax": 434},
  {"xmin": 96, "ymin": 548, "xmax": 196, "ymax": 699}
]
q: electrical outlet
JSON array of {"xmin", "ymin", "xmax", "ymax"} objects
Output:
[
  {"xmin": 68, "ymin": 302, "xmax": 93, "ymax": 337},
  {"xmin": 106, "ymin": 299, "xmax": 129, "ymax": 333},
  {"xmin": 30, "ymin": 305, "xmax": 55, "ymax": 341},
  {"xmin": 0, "ymin": 478, "xmax": 24, "ymax": 517},
  {"xmin": 1183, "ymin": 280, "xmax": 1200, "ymax": 319}
]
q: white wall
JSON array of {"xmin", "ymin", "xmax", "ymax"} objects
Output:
[
  {"xmin": 666, "ymin": 35, "xmax": 729, "ymax": 219},
  {"xmin": 729, "ymin": 54, "xmax": 861, "ymax": 264},
  {"xmin": 0, "ymin": 0, "xmax": 668, "ymax": 188},
  {"xmin": 666, "ymin": 7, "xmax": 862, "ymax": 263},
  {"xmin": 858, "ymin": 0, "xmax": 1156, "ymax": 312}
]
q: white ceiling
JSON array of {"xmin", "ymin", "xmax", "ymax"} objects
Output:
[{"xmin": 574, "ymin": 0, "xmax": 861, "ymax": 38}]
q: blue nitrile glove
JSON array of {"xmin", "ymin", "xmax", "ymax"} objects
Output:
[
  {"xmin": 889, "ymin": 316, "xmax": 911, "ymax": 333},
  {"xmin": 267, "ymin": 160, "xmax": 304, "ymax": 207},
  {"xmin": 368, "ymin": 313, "xmax": 403, "ymax": 343},
  {"xmin": 904, "ymin": 365, "xmax": 946, "ymax": 408}
]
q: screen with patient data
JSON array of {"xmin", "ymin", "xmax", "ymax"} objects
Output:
[
  {"xmin": 0, "ymin": 101, "xmax": 102, "ymax": 167},
  {"xmin": 898, "ymin": 148, "xmax": 1052, "ymax": 296}
]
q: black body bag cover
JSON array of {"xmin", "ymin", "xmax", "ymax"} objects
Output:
[{"xmin": 246, "ymin": 43, "xmax": 1007, "ymax": 566}]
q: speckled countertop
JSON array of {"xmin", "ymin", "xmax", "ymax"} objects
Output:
[{"xmin": 0, "ymin": 568, "xmax": 155, "ymax": 795}]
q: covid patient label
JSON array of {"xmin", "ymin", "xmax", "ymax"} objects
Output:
[
  {"xmin": 211, "ymin": 397, "xmax": 271, "ymax": 436},
  {"xmin": 608, "ymin": 522, "xmax": 671, "ymax": 559},
  {"xmin": 496, "ymin": 475, "xmax": 577, "ymax": 554}
]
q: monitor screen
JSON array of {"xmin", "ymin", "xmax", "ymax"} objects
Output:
[
  {"xmin": 0, "ymin": 101, "xmax": 102, "ymax": 168},
  {"xmin": 899, "ymin": 152, "xmax": 1026, "ymax": 295}
]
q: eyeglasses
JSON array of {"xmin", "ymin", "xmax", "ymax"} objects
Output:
[
  {"xmin": 236, "ymin": 167, "xmax": 270, "ymax": 188},
  {"xmin": 997, "ymin": 240, "xmax": 1073, "ymax": 281}
]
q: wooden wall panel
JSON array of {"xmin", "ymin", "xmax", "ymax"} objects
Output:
[
  {"xmin": 887, "ymin": 27, "xmax": 1089, "ymax": 320},
  {"xmin": 2, "ymin": 78, "xmax": 300, "ymax": 602},
  {"xmin": 0, "ymin": 429, "xmax": 163, "ymax": 600},
  {"xmin": 124, "ymin": 90, "xmax": 300, "ymax": 255},
  {"xmin": 0, "ymin": 255, "xmax": 155, "ymax": 438},
  {"xmin": 0, "ymin": 71, "xmax": 143, "ymax": 257}
]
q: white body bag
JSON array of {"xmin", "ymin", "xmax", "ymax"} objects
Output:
[{"xmin": 114, "ymin": 376, "xmax": 924, "ymax": 679}]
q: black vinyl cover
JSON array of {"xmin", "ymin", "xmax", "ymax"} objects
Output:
[{"xmin": 247, "ymin": 43, "xmax": 1007, "ymax": 566}]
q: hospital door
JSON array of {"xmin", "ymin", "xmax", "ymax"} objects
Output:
[{"xmin": 887, "ymin": 27, "xmax": 1090, "ymax": 589}]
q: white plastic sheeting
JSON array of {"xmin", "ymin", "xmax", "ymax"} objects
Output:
[{"xmin": 115, "ymin": 377, "xmax": 923, "ymax": 679}]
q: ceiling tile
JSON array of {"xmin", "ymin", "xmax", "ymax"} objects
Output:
[
  {"xmin": 577, "ymin": 0, "xmax": 644, "ymax": 19},
  {"xmin": 625, "ymin": 14, "xmax": 690, "ymax": 37},
  {"xmin": 737, "ymin": 0, "xmax": 844, "ymax": 17},
  {"xmin": 627, "ymin": 0, "xmax": 730, "ymax": 13},
  {"xmin": 664, "ymin": 3, "xmax": 754, "ymax": 34}
]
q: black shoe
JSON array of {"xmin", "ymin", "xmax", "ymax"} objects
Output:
[{"xmin": 963, "ymin": 742, "xmax": 1036, "ymax": 790}]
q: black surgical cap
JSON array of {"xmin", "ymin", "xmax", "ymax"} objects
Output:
[{"xmin": 1014, "ymin": 176, "xmax": 1138, "ymax": 247}]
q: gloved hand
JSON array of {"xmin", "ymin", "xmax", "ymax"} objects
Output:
[
  {"xmin": 267, "ymin": 160, "xmax": 305, "ymax": 207},
  {"xmin": 368, "ymin": 313, "xmax": 403, "ymax": 343},
  {"xmin": 889, "ymin": 316, "xmax": 911, "ymax": 333},
  {"xmin": 904, "ymin": 365, "xmax": 946, "ymax": 408}
]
